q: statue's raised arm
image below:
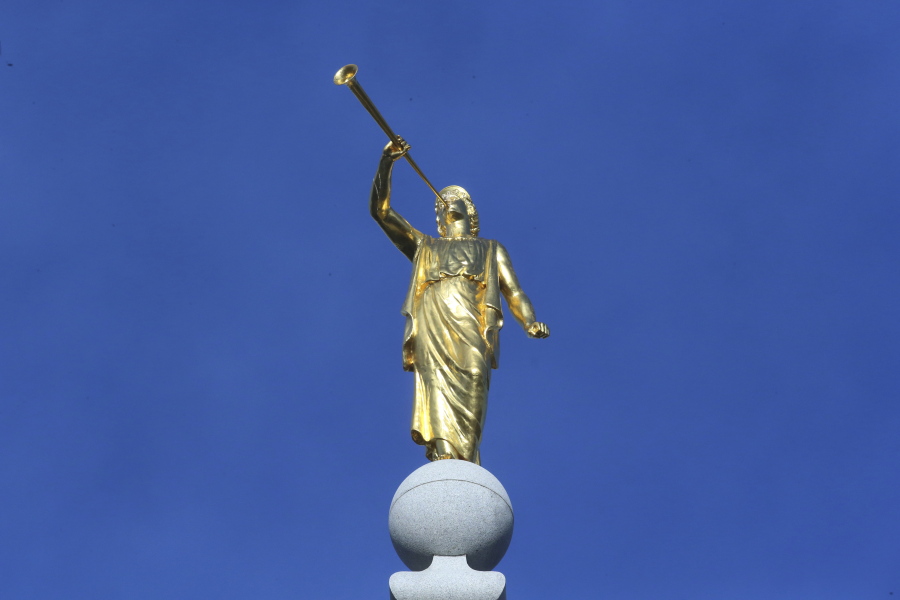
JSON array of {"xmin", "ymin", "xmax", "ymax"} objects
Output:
[{"xmin": 370, "ymin": 139, "xmax": 425, "ymax": 261}]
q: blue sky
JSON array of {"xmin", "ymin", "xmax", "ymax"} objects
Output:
[{"xmin": 2, "ymin": 1, "xmax": 898, "ymax": 598}]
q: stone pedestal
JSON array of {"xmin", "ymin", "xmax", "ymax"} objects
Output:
[
  {"xmin": 389, "ymin": 556, "xmax": 506, "ymax": 600},
  {"xmin": 388, "ymin": 461, "xmax": 513, "ymax": 600}
]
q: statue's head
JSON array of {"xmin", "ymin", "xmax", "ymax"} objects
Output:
[{"xmin": 436, "ymin": 185, "xmax": 480, "ymax": 237}]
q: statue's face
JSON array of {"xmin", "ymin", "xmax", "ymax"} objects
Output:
[{"xmin": 437, "ymin": 198, "xmax": 471, "ymax": 237}]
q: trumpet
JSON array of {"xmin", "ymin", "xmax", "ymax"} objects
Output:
[{"xmin": 333, "ymin": 64, "xmax": 447, "ymax": 206}]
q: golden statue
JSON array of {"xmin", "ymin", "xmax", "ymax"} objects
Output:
[
  {"xmin": 371, "ymin": 140, "xmax": 549, "ymax": 465},
  {"xmin": 335, "ymin": 64, "xmax": 549, "ymax": 464}
]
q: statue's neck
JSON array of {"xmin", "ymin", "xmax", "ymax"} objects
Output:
[{"xmin": 443, "ymin": 224, "xmax": 472, "ymax": 238}]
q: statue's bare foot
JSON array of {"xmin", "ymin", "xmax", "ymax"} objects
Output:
[{"xmin": 426, "ymin": 438, "xmax": 459, "ymax": 461}]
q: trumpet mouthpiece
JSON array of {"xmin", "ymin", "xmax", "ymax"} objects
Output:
[{"xmin": 333, "ymin": 64, "xmax": 358, "ymax": 86}]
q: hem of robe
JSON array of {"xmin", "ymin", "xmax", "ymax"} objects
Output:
[{"xmin": 411, "ymin": 428, "xmax": 481, "ymax": 465}]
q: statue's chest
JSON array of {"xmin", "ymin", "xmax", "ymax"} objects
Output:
[{"xmin": 429, "ymin": 238, "xmax": 487, "ymax": 278}]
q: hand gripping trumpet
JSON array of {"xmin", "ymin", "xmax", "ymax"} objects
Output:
[{"xmin": 333, "ymin": 64, "xmax": 448, "ymax": 206}]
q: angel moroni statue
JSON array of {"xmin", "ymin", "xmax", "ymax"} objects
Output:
[
  {"xmin": 336, "ymin": 64, "xmax": 549, "ymax": 600},
  {"xmin": 370, "ymin": 139, "xmax": 549, "ymax": 465}
]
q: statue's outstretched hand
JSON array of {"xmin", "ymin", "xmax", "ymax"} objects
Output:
[
  {"xmin": 383, "ymin": 137, "xmax": 411, "ymax": 161},
  {"xmin": 526, "ymin": 322, "xmax": 550, "ymax": 339}
]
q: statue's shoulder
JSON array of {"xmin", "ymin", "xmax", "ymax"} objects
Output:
[
  {"xmin": 460, "ymin": 237, "xmax": 496, "ymax": 252},
  {"xmin": 472, "ymin": 238, "xmax": 499, "ymax": 256}
]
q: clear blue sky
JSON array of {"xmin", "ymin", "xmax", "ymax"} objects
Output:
[{"xmin": 2, "ymin": 1, "xmax": 898, "ymax": 598}]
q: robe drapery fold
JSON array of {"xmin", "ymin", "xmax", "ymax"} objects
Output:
[{"xmin": 400, "ymin": 237, "xmax": 503, "ymax": 464}]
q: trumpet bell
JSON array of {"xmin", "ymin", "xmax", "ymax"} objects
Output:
[{"xmin": 333, "ymin": 64, "xmax": 358, "ymax": 86}]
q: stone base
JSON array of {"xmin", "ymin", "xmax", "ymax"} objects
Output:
[
  {"xmin": 389, "ymin": 461, "xmax": 514, "ymax": 571},
  {"xmin": 389, "ymin": 555, "xmax": 506, "ymax": 600},
  {"xmin": 388, "ymin": 461, "xmax": 513, "ymax": 600}
]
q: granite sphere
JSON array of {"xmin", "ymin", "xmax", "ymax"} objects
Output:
[{"xmin": 389, "ymin": 460, "xmax": 514, "ymax": 572}]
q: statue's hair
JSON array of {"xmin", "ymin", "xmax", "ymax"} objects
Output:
[{"xmin": 436, "ymin": 185, "xmax": 479, "ymax": 237}]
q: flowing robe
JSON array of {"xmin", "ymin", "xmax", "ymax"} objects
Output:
[{"xmin": 400, "ymin": 236, "xmax": 503, "ymax": 465}]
